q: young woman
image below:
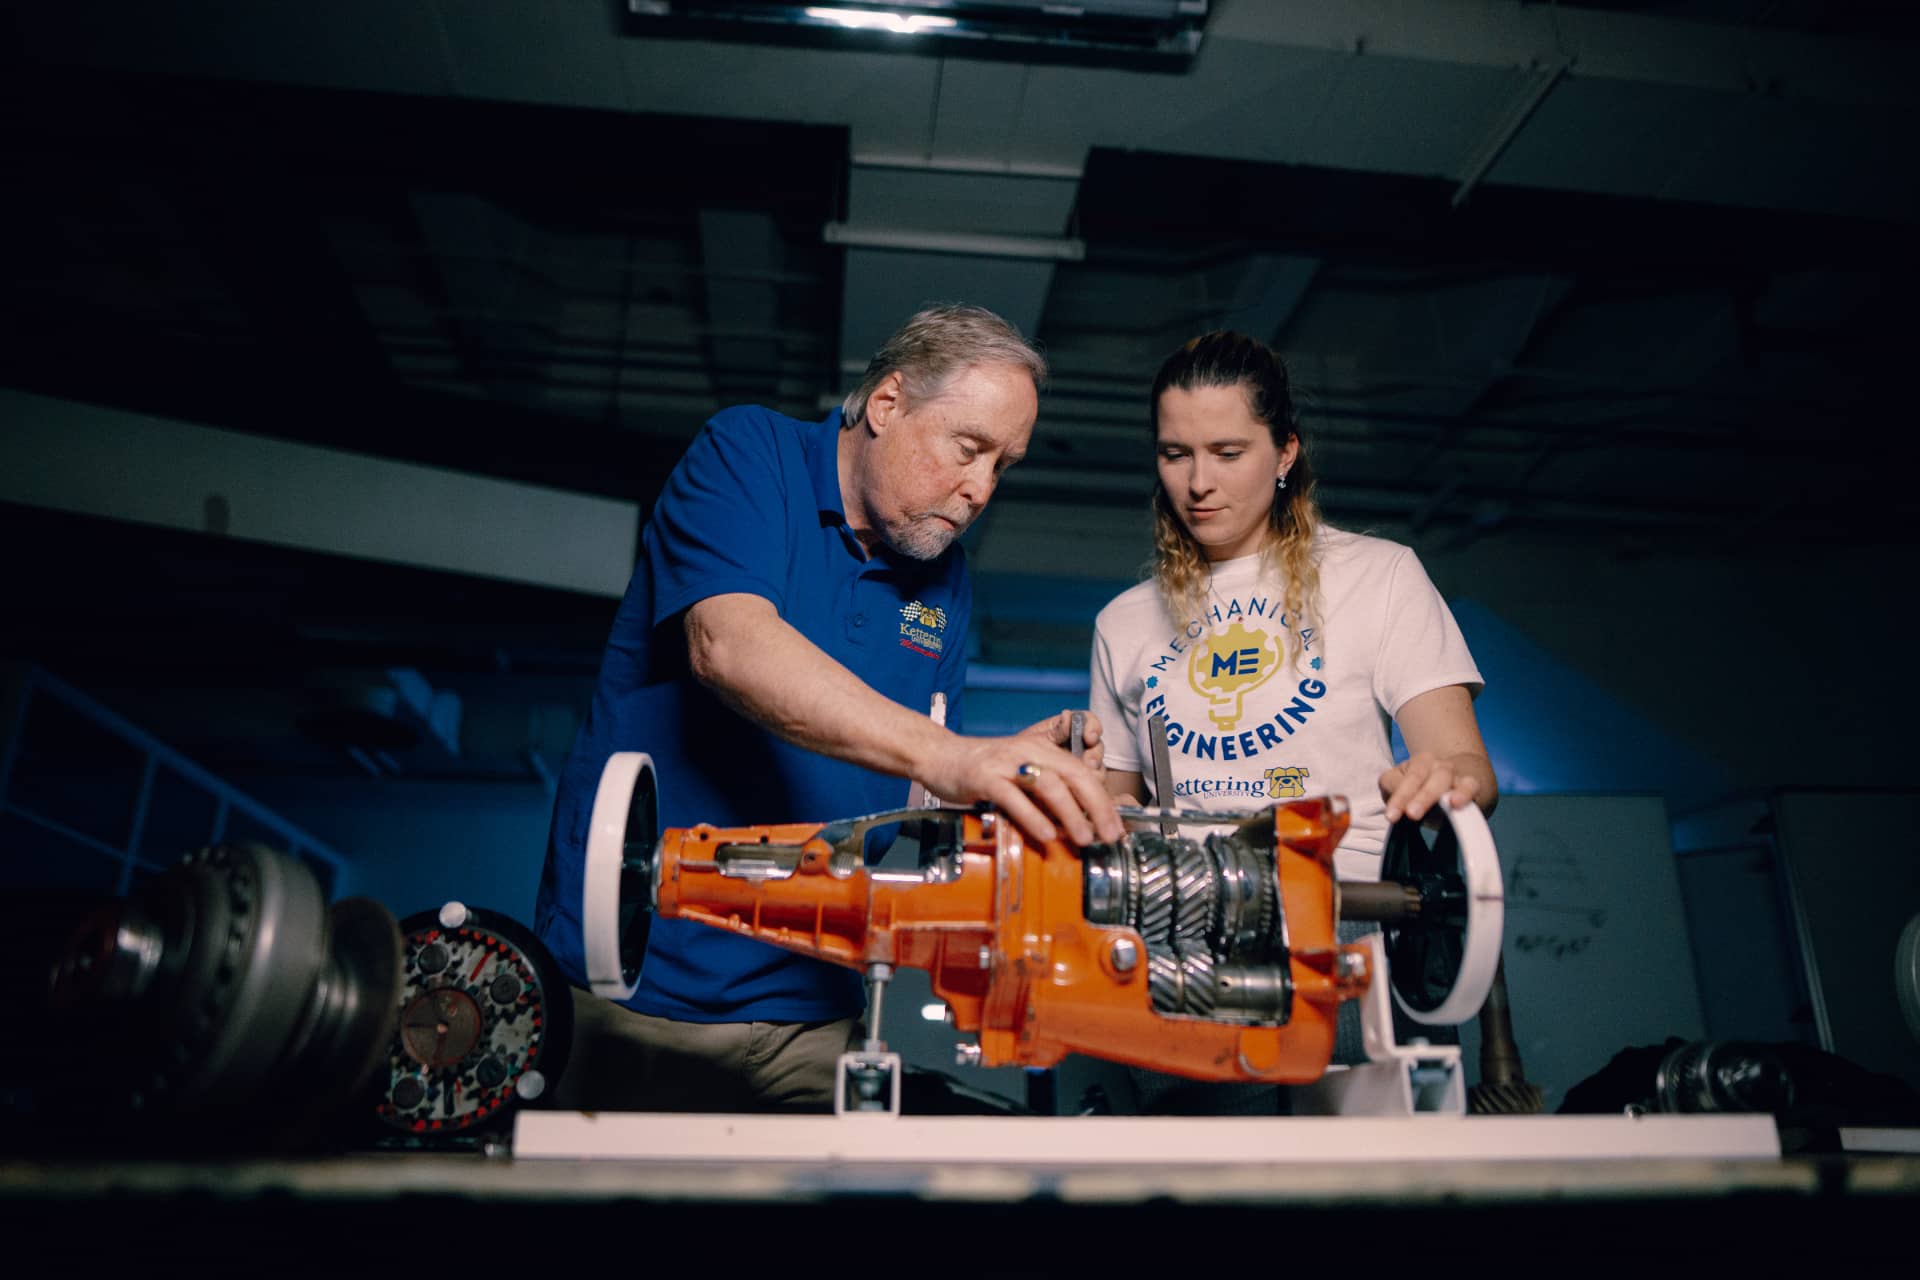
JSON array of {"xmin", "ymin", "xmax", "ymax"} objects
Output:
[
  {"xmin": 1087, "ymin": 330, "xmax": 1498, "ymax": 1113},
  {"xmin": 1089, "ymin": 330, "xmax": 1496, "ymax": 884}
]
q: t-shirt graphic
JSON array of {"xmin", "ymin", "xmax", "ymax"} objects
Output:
[{"xmin": 1090, "ymin": 528, "xmax": 1482, "ymax": 881}]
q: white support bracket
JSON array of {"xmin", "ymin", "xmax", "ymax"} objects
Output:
[
  {"xmin": 835, "ymin": 1050, "xmax": 903, "ymax": 1117},
  {"xmin": 1293, "ymin": 933, "xmax": 1466, "ymax": 1117}
]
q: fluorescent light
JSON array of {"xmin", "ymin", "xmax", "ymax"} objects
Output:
[
  {"xmin": 824, "ymin": 221, "xmax": 1087, "ymax": 262},
  {"xmin": 805, "ymin": 7, "xmax": 958, "ymax": 34}
]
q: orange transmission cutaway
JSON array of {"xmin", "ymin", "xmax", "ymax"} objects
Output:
[{"xmin": 650, "ymin": 798, "xmax": 1373, "ymax": 1083}]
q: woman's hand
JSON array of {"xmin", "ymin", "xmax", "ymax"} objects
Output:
[
  {"xmin": 1383, "ymin": 685, "xmax": 1498, "ymax": 823},
  {"xmin": 1378, "ymin": 752, "xmax": 1482, "ymax": 825}
]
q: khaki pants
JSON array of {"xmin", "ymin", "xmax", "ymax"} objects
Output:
[{"xmin": 549, "ymin": 987, "xmax": 860, "ymax": 1114}]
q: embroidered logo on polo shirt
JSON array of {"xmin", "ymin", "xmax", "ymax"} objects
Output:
[{"xmin": 899, "ymin": 600, "xmax": 947, "ymax": 658}]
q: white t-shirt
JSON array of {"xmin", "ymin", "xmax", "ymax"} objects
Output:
[{"xmin": 1089, "ymin": 527, "xmax": 1482, "ymax": 882}]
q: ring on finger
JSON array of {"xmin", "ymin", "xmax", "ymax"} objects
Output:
[{"xmin": 1014, "ymin": 762, "xmax": 1044, "ymax": 789}]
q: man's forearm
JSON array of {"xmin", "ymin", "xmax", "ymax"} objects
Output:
[{"xmin": 686, "ymin": 593, "xmax": 951, "ymax": 781}]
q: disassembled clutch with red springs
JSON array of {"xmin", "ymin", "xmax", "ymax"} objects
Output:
[{"xmin": 583, "ymin": 753, "xmax": 1503, "ymax": 1104}]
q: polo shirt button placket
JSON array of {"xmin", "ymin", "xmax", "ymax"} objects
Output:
[{"xmin": 845, "ymin": 573, "xmax": 871, "ymax": 646}]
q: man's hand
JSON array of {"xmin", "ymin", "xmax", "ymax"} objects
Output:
[
  {"xmin": 685, "ymin": 596, "xmax": 1124, "ymax": 845},
  {"xmin": 1018, "ymin": 708, "xmax": 1106, "ymax": 773},
  {"xmin": 919, "ymin": 711, "xmax": 1123, "ymax": 848}
]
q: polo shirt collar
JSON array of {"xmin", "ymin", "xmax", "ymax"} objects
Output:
[
  {"xmin": 803, "ymin": 408, "xmax": 850, "ymax": 524},
  {"xmin": 804, "ymin": 408, "xmax": 944, "ymax": 571}
]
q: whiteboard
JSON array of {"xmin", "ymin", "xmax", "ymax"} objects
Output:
[{"xmin": 1459, "ymin": 794, "xmax": 1706, "ymax": 1109}]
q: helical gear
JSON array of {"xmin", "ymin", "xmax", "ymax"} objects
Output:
[
  {"xmin": 1133, "ymin": 837, "xmax": 1176, "ymax": 946},
  {"xmin": 1174, "ymin": 941, "xmax": 1216, "ymax": 1018},
  {"xmin": 1206, "ymin": 834, "xmax": 1278, "ymax": 958},
  {"xmin": 1172, "ymin": 841, "xmax": 1214, "ymax": 943},
  {"xmin": 1087, "ymin": 829, "xmax": 1291, "ymax": 1024},
  {"xmin": 1146, "ymin": 946, "xmax": 1183, "ymax": 1015}
]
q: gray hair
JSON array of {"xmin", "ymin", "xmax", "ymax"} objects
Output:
[{"xmin": 840, "ymin": 303, "xmax": 1047, "ymax": 428}]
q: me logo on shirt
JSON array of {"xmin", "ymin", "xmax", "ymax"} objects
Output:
[
  {"xmin": 1188, "ymin": 621, "xmax": 1280, "ymax": 731},
  {"xmin": 899, "ymin": 600, "xmax": 947, "ymax": 659}
]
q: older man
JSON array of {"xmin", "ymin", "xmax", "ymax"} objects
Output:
[{"xmin": 536, "ymin": 303, "xmax": 1123, "ymax": 1112}]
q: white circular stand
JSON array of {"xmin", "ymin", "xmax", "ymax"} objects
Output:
[
  {"xmin": 1396, "ymin": 801, "xmax": 1505, "ymax": 1027},
  {"xmin": 584, "ymin": 751, "xmax": 655, "ymax": 1000}
]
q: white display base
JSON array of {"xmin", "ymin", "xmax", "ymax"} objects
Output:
[
  {"xmin": 511, "ymin": 1111, "xmax": 1779, "ymax": 1164},
  {"xmin": 1839, "ymin": 1127, "xmax": 1920, "ymax": 1154}
]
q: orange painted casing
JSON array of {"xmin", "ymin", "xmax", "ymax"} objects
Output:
[{"xmin": 652, "ymin": 799, "xmax": 1371, "ymax": 1083}]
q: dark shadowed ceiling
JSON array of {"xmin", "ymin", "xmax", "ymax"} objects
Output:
[{"xmin": 3, "ymin": 0, "xmax": 1917, "ymax": 784}]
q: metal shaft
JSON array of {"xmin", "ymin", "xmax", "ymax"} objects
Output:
[
  {"xmin": 1338, "ymin": 879, "xmax": 1421, "ymax": 923},
  {"xmin": 1146, "ymin": 713, "xmax": 1177, "ymax": 837},
  {"xmin": 863, "ymin": 963, "xmax": 893, "ymax": 1052},
  {"xmin": 1476, "ymin": 958, "xmax": 1526, "ymax": 1086}
]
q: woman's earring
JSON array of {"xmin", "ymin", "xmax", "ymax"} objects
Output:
[{"xmin": 1277, "ymin": 471, "xmax": 1289, "ymax": 492}]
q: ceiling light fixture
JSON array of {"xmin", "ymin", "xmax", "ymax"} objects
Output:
[
  {"xmin": 625, "ymin": 2, "xmax": 1212, "ymax": 73},
  {"xmin": 804, "ymin": 7, "xmax": 958, "ymax": 34}
]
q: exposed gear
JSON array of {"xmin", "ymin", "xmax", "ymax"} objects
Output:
[{"xmin": 1172, "ymin": 840, "xmax": 1214, "ymax": 942}]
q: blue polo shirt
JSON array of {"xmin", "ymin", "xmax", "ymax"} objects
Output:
[{"xmin": 534, "ymin": 406, "xmax": 970, "ymax": 1022}]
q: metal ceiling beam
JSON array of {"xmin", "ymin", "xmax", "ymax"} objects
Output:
[
  {"xmin": 1, "ymin": 389, "xmax": 641, "ymax": 600},
  {"xmin": 835, "ymin": 163, "xmax": 1081, "ymax": 393},
  {"xmin": 1454, "ymin": 57, "xmax": 1570, "ymax": 208}
]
